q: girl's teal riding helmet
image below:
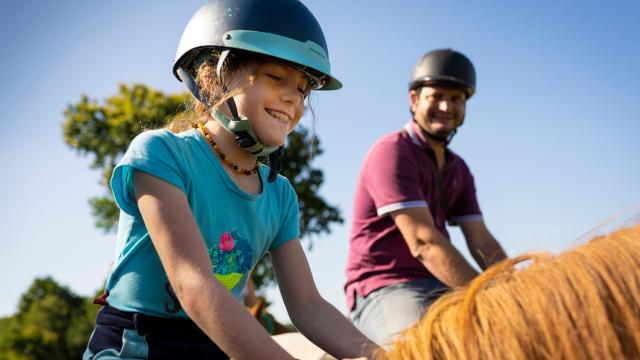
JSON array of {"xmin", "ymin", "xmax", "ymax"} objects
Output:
[
  {"xmin": 172, "ymin": 0, "xmax": 341, "ymax": 182},
  {"xmin": 173, "ymin": 0, "xmax": 342, "ymax": 93}
]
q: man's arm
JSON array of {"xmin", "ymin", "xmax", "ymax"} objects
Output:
[
  {"xmin": 459, "ymin": 220, "xmax": 507, "ymax": 270},
  {"xmin": 391, "ymin": 207, "xmax": 478, "ymax": 288}
]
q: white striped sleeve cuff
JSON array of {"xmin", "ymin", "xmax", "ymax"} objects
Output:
[
  {"xmin": 377, "ymin": 200, "xmax": 428, "ymax": 216},
  {"xmin": 448, "ymin": 214, "xmax": 484, "ymax": 226}
]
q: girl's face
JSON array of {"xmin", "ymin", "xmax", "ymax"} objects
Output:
[{"xmin": 230, "ymin": 61, "xmax": 309, "ymax": 147}]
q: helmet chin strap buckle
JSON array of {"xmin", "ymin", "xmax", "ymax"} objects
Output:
[
  {"xmin": 210, "ymin": 106, "xmax": 284, "ymax": 183},
  {"xmin": 210, "ymin": 107, "xmax": 281, "ymax": 158},
  {"xmin": 234, "ymin": 130, "xmax": 257, "ymax": 148},
  {"xmin": 211, "ymin": 106, "xmax": 285, "ymax": 183}
]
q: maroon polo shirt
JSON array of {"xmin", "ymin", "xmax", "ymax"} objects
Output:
[{"xmin": 344, "ymin": 121, "xmax": 483, "ymax": 310}]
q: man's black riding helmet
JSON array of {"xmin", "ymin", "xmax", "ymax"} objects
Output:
[{"xmin": 409, "ymin": 49, "xmax": 476, "ymax": 98}]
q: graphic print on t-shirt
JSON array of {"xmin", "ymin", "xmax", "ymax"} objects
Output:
[{"xmin": 209, "ymin": 230, "xmax": 253, "ymax": 290}]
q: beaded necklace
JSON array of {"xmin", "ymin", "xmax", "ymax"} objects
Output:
[{"xmin": 196, "ymin": 123, "xmax": 259, "ymax": 176}]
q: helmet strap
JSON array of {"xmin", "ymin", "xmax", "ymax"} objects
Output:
[
  {"xmin": 267, "ymin": 147, "xmax": 285, "ymax": 182},
  {"xmin": 181, "ymin": 49, "xmax": 285, "ymax": 182},
  {"xmin": 415, "ymin": 115, "xmax": 465, "ymax": 146},
  {"xmin": 209, "ymin": 107, "xmax": 281, "ymax": 157},
  {"xmin": 210, "ymin": 108, "xmax": 283, "ymax": 182},
  {"xmin": 423, "ymin": 129, "xmax": 453, "ymax": 146},
  {"xmin": 212, "ymin": 50, "xmax": 284, "ymax": 182},
  {"xmin": 176, "ymin": 66, "xmax": 210, "ymax": 107}
]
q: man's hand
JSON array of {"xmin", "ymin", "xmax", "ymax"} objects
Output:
[{"xmin": 459, "ymin": 220, "xmax": 507, "ymax": 270}]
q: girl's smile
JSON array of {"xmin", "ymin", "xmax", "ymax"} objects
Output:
[
  {"xmin": 228, "ymin": 61, "xmax": 310, "ymax": 147},
  {"xmin": 265, "ymin": 108, "xmax": 292, "ymax": 124}
]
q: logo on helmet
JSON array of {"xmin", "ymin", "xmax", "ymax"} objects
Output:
[{"xmin": 308, "ymin": 47, "xmax": 326, "ymax": 60}]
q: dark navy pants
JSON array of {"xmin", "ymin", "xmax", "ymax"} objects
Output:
[{"xmin": 84, "ymin": 306, "xmax": 229, "ymax": 359}]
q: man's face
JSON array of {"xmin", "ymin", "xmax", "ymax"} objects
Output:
[{"xmin": 410, "ymin": 85, "xmax": 467, "ymax": 138}]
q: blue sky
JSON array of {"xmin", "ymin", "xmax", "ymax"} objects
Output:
[{"xmin": 1, "ymin": 0, "xmax": 638, "ymax": 323}]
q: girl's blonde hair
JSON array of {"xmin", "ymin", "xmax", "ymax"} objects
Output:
[
  {"xmin": 383, "ymin": 225, "xmax": 640, "ymax": 360},
  {"xmin": 166, "ymin": 50, "xmax": 256, "ymax": 133}
]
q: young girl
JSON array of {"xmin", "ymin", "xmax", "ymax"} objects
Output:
[{"xmin": 83, "ymin": 0, "xmax": 380, "ymax": 359}]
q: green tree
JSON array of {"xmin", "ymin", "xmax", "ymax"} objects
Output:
[
  {"xmin": 62, "ymin": 83, "xmax": 342, "ymax": 289},
  {"xmin": 62, "ymin": 84, "xmax": 188, "ymax": 229},
  {"xmin": 0, "ymin": 277, "xmax": 100, "ymax": 360}
]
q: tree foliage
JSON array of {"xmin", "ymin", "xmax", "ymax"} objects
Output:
[
  {"xmin": 62, "ymin": 83, "xmax": 342, "ymax": 289},
  {"xmin": 0, "ymin": 277, "xmax": 100, "ymax": 360}
]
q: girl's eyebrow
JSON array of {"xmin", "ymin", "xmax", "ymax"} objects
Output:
[{"xmin": 264, "ymin": 61, "xmax": 287, "ymax": 71}]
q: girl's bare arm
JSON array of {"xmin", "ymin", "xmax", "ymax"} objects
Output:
[
  {"xmin": 271, "ymin": 238, "xmax": 382, "ymax": 358},
  {"xmin": 134, "ymin": 170, "xmax": 294, "ymax": 360}
]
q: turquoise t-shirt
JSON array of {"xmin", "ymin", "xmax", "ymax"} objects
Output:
[{"xmin": 104, "ymin": 128, "xmax": 300, "ymax": 318}]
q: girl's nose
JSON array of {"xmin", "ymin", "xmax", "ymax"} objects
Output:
[{"xmin": 280, "ymin": 83, "xmax": 302, "ymax": 106}]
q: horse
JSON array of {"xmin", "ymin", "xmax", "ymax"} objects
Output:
[{"xmin": 381, "ymin": 225, "xmax": 640, "ymax": 359}]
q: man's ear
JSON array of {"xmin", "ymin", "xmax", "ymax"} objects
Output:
[{"xmin": 409, "ymin": 89, "xmax": 419, "ymax": 113}]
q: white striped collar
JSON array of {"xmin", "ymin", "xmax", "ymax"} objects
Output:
[{"xmin": 404, "ymin": 122, "xmax": 422, "ymax": 146}]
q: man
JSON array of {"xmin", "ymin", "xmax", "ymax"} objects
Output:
[{"xmin": 345, "ymin": 49, "xmax": 507, "ymax": 347}]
